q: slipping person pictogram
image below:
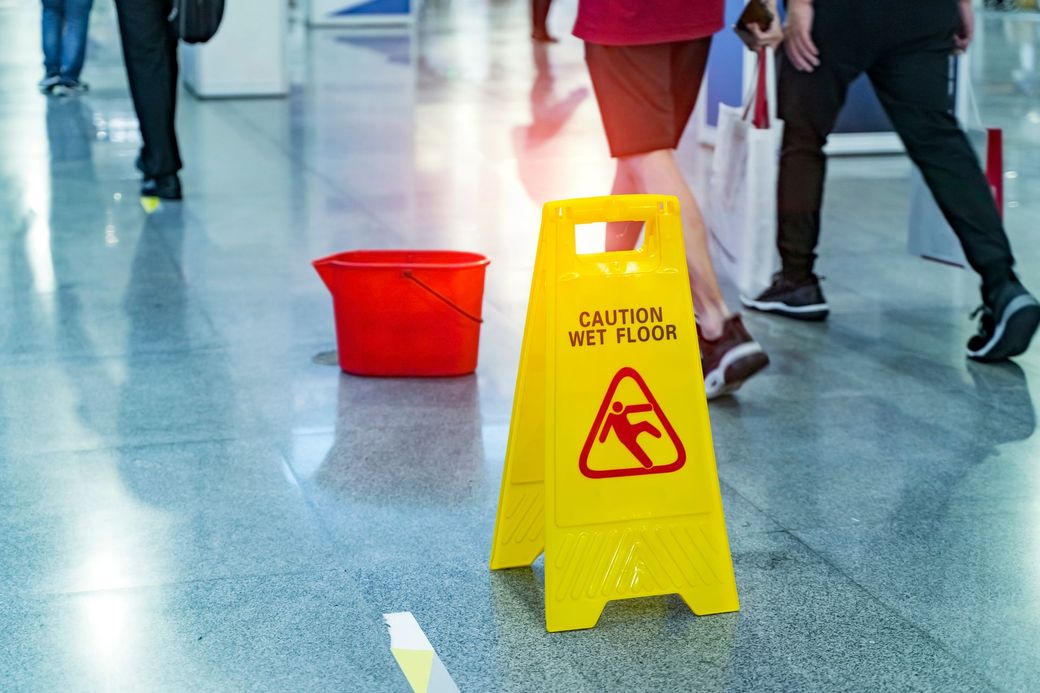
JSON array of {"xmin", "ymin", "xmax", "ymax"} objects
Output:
[
  {"xmin": 580, "ymin": 367, "xmax": 685, "ymax": 479},
  {"xmin": 599, "ymin": 402, "xmax": 661, "ymax": 469}
]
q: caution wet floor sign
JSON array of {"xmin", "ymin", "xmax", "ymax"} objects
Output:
[{"xmin": 490, "ymin": 195, "xmax": 739, "ymax": 632}]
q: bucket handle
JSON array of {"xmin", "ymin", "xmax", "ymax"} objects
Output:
[{"xmin": 402, "ymin": 270, "xmax": 484, "ymax": 324}]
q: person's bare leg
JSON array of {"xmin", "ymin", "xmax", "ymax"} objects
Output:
[
  {"xmin": 531, "ymin": 0, "xmax": 556, "ymax": 42},
  {"xmin": 620, "ymin": 148, "xmax": 730, "ymax": 338},
  {"xmin": 606, "ymin": 161, "xmax": 643, "ymax": 251}
]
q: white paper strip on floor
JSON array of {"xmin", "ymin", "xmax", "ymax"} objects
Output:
[{"xmin": 383, "ymin": 612, "xmax": 460, "ymax": 693}]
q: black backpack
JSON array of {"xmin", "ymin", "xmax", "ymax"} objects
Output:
[{"xmin": 171, "ymin": 0, "xmax": 226, "ymax": 44}]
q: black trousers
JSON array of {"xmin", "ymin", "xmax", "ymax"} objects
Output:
[
  {"xmin": 777, "ymin": 0, "xmax": 1015, "ymax": 294},
  {"xmin": 114, "ymin": 0, "xmax": 182, "ymax": 178}
]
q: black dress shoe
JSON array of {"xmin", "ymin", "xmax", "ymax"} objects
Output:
[{"xmin": 141, "ymin": 173, "xmax": 182, "ymax": 200}]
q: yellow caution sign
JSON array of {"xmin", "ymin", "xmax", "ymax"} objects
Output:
[
  {"xmin": 490, "ymin": 195, "xmax": 739, "ymax": 632},
  {"xmin": 139, "ymin": 196, "xmax": 160, "ymax": 214}
]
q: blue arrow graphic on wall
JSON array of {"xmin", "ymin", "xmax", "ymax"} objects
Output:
[{"xmin": 330, "ymin": 0, "xmax": 410, "ymax": 15}]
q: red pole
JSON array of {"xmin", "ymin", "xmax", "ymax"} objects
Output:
[{"xmin": 986, "ymin": 128, "xmax": 1004, "ymax": 218}]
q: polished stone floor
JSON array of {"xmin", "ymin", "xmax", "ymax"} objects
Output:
[{"xmin": 3, "ymin": 0, "xmax": 1040, "ymax": 691}]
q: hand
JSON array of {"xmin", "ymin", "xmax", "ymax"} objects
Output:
[
  {"xmin": 954, "ymin": 0, "xmax": 974, "ymax": 55},
  {"xmin": 783, "ymin": 0, "xmax": 820, "ymax": 73},
  {"xmin": 736, "ymin": 0, "xmax": 783, "ymax": 51},
  {"xmin": 746, "ymin": 15, "xmax": 785, "ymax": 51}
]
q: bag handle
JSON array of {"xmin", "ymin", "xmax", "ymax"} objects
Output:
[
  {"xmin": 741, "ymin": 48, "xmax": 775, "ymax": 129},
  {"xmin": 754, "ymin": 48, "xmax": 770, "ymax": 128}
]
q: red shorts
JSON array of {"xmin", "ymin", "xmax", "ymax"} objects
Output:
[{"xmin": 585, "ymin": 38, "xmax": 712, "ymax": 158}]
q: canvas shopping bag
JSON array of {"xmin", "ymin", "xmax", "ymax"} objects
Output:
[{"xmin": 708, "ymin": 47, "xmax": 784, "ymax": 299}]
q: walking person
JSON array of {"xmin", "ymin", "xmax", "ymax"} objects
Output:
[
  {"xmin": 532, "ymin": 0, "xmax": 556, "ymax": 42},
  {"xmin": 39, "ymin": 0, "xmax": 94, "ymax": 94},
  {"xmin": 575, "ymin": 0, "xmax": 782, "ymax": 398},
  {"xmin": 743, "ymin": 0, "xmax": 1040, "ymax": 362},
  {"xmin": 113, "ymin": 0, "xmax": 183, "ymax": 200}
]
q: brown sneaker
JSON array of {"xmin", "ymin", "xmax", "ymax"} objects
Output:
[{"xmin": 697, "ymin": 314, "xmax": 769, "ymax": 399}]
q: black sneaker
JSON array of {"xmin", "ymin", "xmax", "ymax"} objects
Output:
[
  {"xmin": 966, "ymin": 279, "xmax": 1040, "ymax": 362},
  {"xmin": 741, "ymin": 273, "xmax": 829, "ymax": 321},
  {"xmin": 697, "ymin": 315, "xmax": 770, "ymax": 399},
  {"xmin": 141, "ymin": 173, "xmax": 182, "ymax": 200}
]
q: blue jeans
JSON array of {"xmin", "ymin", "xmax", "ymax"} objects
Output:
[{"xmin": 41, "ymin": 0, "xmax": 94, "ymax": 81}]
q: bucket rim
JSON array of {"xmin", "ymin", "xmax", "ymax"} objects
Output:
[{"xmin": 312, "ymin": 249, "xmax": 490, "ymax": 271}]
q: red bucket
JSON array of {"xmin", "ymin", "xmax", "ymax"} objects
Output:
[{"xmin": 313, "ymin": 250, "xmax": 490, "ymax": 377}]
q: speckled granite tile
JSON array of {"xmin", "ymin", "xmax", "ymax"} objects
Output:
[
  {"xmin": 351, "ymin": 531, "xmax": 994, "ymax": 692},
  {"xmin": 796, "ymin": 515, "xmax": 1040, "ymax": 693},
  {"xmin": 0, "ymin": 571, "xmax": 404, "ymax": 693}
]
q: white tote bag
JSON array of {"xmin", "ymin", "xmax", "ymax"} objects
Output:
[
  {"xmin": 907, "ymin": 69, "xmax": 1003, "ymax": 268},
  {"xmin": 708, "ymin": 47, "xmax": 784, "ymax": 299}
]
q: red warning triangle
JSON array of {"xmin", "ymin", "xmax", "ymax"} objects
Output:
[{"xmin": 579, "ymin": 367, "xmax": 686, "ymax": 479}]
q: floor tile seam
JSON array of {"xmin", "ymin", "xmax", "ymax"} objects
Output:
[
  {"xmin": 10, "ymin": 433, "xmax": 252, "ymax": 459},
  {"xmin": 717, "ymin": 479, "xmax": 788, "ymax": 536},
  {"xmin": 771, "ymin": 302, "xmax": 978, "ymax": 317},
  {"xmin": 716, "ymin": 473, "xmax": 1040, "ymax": 536},
  {"xmin": 709, "ymin": 383, "xmax": 996, "ymax": 415},
  {"xmin": 823, "ymin": 340, "xmax": 981, "ymax": 369},
  {"xmin": 0, "ymin": 340, "xmax": 263, "ymax": 366},
  {"xmin": 819, "ymin": 312, "xmax": 981, "ymax": 332},
  {"xmin": 19, "ymin": 565, "xmax": 359, "ymax": 602},
  {"xmin": 814, "ymin": 324, "xmax": 978, "ymax": 362},
  {"xmin": 820, "ymin": 272, "xmax": 981, "ymax": 299},
  {"xmin": 779, "ymin": 527, "xmax": 1005, "ymax": 693},
  {"xmin": 775, "ymin": 500, "xmax": 1040, "ymax": 534},
  {"xmin": 711, "ymin": 381, "xmax": 977, "ymax": 405},
  {"xmin": 271, "ymin": 440, "xmax": 355, "ymax": 547},
  {"xmin": 216, "ymin": 100, "xmax": 401, "ymax": 241},
  {"xmin": 3, "ymin": 431, "xmax": 295, "ymax": 461},
  {"xmin": 141, "ymin": 221, "xmax": 229, "ymax": 342},
  {"xmin": 279, "ymin": 415, "xmax": 500, "ymax": 438},
  {"xmin": 0, "ymin": 342, "xmax": 230, "ymax": 367},
  {"xmin": 715, "ymin": 435, "xmax": 1033, "ymax": 468}
]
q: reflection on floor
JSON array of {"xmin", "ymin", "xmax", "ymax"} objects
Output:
[{"xmin": 2, "ymin": 1, "xmax": 1040, "ymax": 690}]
